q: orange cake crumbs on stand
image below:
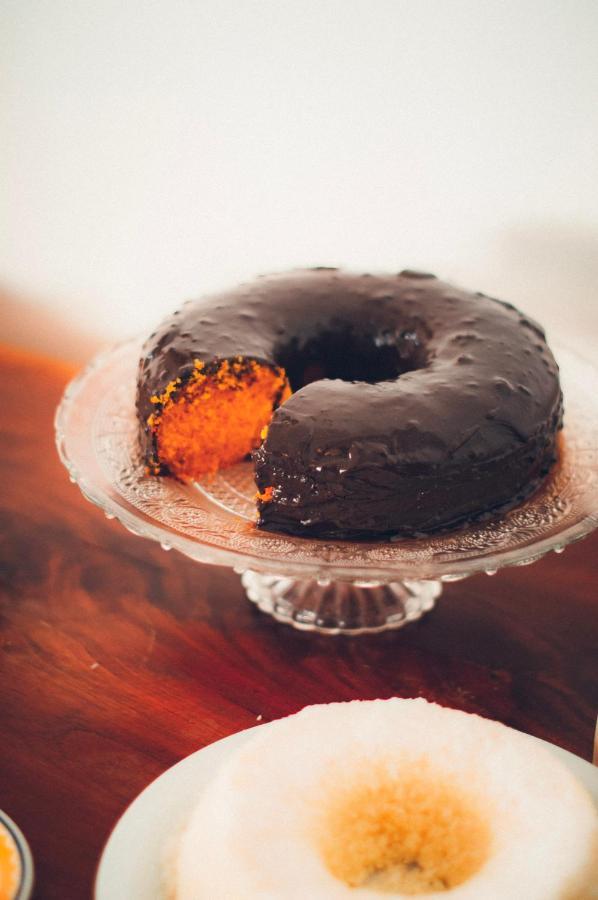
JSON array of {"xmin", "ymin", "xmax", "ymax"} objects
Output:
[{"xmin": 147, "ymin": 357, "xmax": 291, "ymax": 480}]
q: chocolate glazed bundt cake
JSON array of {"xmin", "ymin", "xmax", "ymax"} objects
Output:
[{"xmin": 136, "ymin": 269, "xmax": 563, "ymax": 539}]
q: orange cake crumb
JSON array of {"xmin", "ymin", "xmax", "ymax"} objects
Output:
[
  {"xmin": 256, "ymin": 486, "xmax": 274, "ymax": 503},
  {"xmin": 149, "ymin": 358, "xmax": 290, "ymax": 479}
]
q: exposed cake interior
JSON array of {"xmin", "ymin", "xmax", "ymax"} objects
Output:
[
  {"xmin": 148, "ymin": 358, "xmax": 290, "ymax": 479},
  {"xmin": 317, "ymin": 760, "xmax": 490, "ymax": 894}
]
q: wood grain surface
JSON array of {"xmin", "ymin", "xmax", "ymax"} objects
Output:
[{"xmin": 0, "ymin": 343, "xmax": 597, "ymax": 899}]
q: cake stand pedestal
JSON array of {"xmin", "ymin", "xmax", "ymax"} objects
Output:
[
  {"xmin": 240, "ymin": 572, "xmax": 442, "ymax": 633},
  {"xmin": 56, "ymin": 340, "xmax": 598, "ymax": 635}
]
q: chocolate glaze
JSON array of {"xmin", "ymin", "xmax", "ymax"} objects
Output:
[{"xmin": 137, "ymin": 269, "xmax": 563, "ymax": 539}]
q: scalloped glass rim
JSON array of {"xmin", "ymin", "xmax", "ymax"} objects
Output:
[{"xmin": 55, "ymin": 338, "xmax": 598, "ymax": 583}]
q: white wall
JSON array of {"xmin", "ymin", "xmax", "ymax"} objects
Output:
[{"xmin": 1, "ymin": 0, "xmax": 597, "ymax": 360}]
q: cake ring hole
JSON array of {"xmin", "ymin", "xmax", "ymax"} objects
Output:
[
  {"xmin": 275, "ymin": 324, "xmax": 429, "ymax": 390},
  {"xmin": 317, "ymin": 762, "xmax": 491, "ymax": 894}
]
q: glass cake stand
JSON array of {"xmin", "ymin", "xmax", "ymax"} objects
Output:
[{"xmin": 55, "ymin": 340, "xmax": 598, "ymax": 635}]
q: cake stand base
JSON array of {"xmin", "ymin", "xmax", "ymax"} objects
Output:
[{"xmin": 240, "ymin": 571, "xmax": 442, "ymax": 635}]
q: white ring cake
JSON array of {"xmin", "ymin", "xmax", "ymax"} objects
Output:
[{"xmin": 174, "ymin": 699, "xmax": 598, "ymax": 898}]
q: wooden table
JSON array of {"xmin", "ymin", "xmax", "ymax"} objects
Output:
[{"xmin": 1, "ymin": 343, "xmax": 597, "ymax": 899}]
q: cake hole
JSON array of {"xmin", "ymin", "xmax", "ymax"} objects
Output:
[
  {"xmin": 317, "ymin": 762, "xmax": 490, "ymax": 895},
  {"xmin": 276, "ymin": 327, "xmax": 428, "ymax": 389},
  {"xmin": 152, "ymin": 359, "xmax": 290, "ymax": 479}
]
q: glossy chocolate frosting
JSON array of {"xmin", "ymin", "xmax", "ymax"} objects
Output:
[{"xmin": 137, "ymin": 269, "xmax": 563, "ymax": 539}]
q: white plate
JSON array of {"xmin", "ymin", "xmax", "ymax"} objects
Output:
[{"xmin": 95, "ymin": 726, "xmax": 598, "ymax": 900}]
